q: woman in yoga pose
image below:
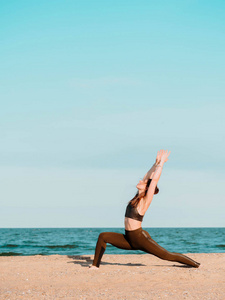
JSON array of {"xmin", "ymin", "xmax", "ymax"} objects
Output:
[{"xmin": 89, "ymin": 149, "xmax": 200, "ymax": 269}]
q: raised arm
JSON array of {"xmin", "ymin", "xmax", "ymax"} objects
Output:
[
  {"xmin": 142, "ymin": 162, "xmax": 158, "ymax": 181},
  {"xmin": 152, "ymin": 150, "xmax": 171, "ymax": 183},
  {"xmin": 143, "ymin": 150, "xmax": 163, "ymax": 181},
  {"xmin": 144, "ymin": 150, "xmax": 171, "ymax": 208}
]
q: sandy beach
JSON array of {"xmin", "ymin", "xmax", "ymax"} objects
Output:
[{"xmin": 0, "ymin": 253, "xmax": 224, "ymax": 299}]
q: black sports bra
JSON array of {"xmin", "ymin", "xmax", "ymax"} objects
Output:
[{"xmin": 125, "ymin": 202, "xmax": 144, "ymax": 222}]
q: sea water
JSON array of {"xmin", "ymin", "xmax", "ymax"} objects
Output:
[{"xmin": 0, "ymin": 227, "xmax": 224, "ymax": 256}]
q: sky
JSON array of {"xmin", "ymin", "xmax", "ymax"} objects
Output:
[{"xmin": 0, "ymin": 0, "xmax": 224, "ymax": 227}]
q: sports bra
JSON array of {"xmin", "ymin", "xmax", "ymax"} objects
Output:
[{"xmin": 125, "ymin": 202, "xmax": 144, "ymax": 222}]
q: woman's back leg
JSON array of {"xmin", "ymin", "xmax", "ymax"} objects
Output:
[{"xmin": 140, "ymin": 230, "xmax": 200, "ymax": 268}]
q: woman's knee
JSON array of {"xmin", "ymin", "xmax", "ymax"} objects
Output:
[
  {"xmin": 148, "ymin": 249, "xmax": 176, "ymax": 261},
  {"xmin": 98, "ymin": 232, "xmax": 110, "ymax": 243},
  {"xmin": 161, "ymin": 251, "xmax": 177, "ymax": 261},
  {"xmin": 98, "ymin": 232, "xmax": 106, "ymax": 240}
]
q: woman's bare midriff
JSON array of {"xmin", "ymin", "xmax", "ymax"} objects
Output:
[{"xmin": 124, "ymin": 217, "xmax": 142, "ymax": 231}]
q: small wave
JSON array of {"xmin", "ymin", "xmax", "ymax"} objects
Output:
[
  {"xmin": 45, "ymin": 244, "xmax": 78, "ymax": 249},
  {"xmin": 2, "ymin": 244, "xmax": 18, "ymax": 248},
  {"xmin": 0, "ymin": 252, "xmax": 22, "ymax": 256},
  {"xmin": 1, "ymin": 244, "xmax": 78, "ymax": 249},
  {"xmin": 215, "ymin": 244, "xmax": 225, "ymax": 248},
  {"xmin": 184, "ymin": 241, "xmax": 198, "ymax": 245}
]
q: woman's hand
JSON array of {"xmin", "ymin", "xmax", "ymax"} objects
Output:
[
  {"xmin": 160, "ymin": 149, "xmax": 171, "ymax": 163},
  {"xmin": 156, "ymin": 149, "xmax": 163, "ymax": 164}
]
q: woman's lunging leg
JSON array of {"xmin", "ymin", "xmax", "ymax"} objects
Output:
[
  {"xmin": 92, "ymin": 232, "xmax": 133, "ymax": 267},
  {"xmin": 139, "ymin": 230, "xmax": 200, "ymax": 268}
]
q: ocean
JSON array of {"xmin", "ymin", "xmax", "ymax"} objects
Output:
[{"xmin": 0, "ymin": 228, "xmax": 224, "ymax": 256}]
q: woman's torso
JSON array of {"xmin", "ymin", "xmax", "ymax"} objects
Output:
[{"xmin": 124, "ymin": 197, "xmax": 148, "ymax": 230}]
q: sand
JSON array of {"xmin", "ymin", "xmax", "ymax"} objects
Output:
[{"xmin": 0, "ymin": 253, "xmax": 224, "ymax": 299}]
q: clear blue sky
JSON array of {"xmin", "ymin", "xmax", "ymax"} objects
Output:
[{"xmin": 0, "ymin": 1, "xmax": 224, "ymax": 227}]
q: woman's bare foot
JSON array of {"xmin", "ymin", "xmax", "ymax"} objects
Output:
[{"xmin": 89, "ymin": 265, "xmax": 99, "ymax": 270}]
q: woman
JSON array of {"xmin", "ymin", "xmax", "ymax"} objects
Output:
[{"xmin": 89, "ymin": 149, "xmax": 200, "ymax": 269}]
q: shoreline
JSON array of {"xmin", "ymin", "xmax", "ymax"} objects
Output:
[{"xmin": 1, "ymin": 253, "xmax": 224, "ymax": 299}]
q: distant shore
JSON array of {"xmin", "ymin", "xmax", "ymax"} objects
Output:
[{"xmin": 1, "ymin": 253, "xmax": 224, "ymax": 299}]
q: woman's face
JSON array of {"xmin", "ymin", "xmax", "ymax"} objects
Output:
[{"xmin": 136, "ymin": 179, "xmax": 147, "ymax": 191}]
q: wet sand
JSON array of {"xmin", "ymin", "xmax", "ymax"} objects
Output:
[{"xmin": 0, "ymin": 253, "xmax": 224, "ymax": 299}]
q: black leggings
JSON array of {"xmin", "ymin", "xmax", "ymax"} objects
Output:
[{"xmin": 92, "ymin": 227, "xmax": 200, "ymax": 268}]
